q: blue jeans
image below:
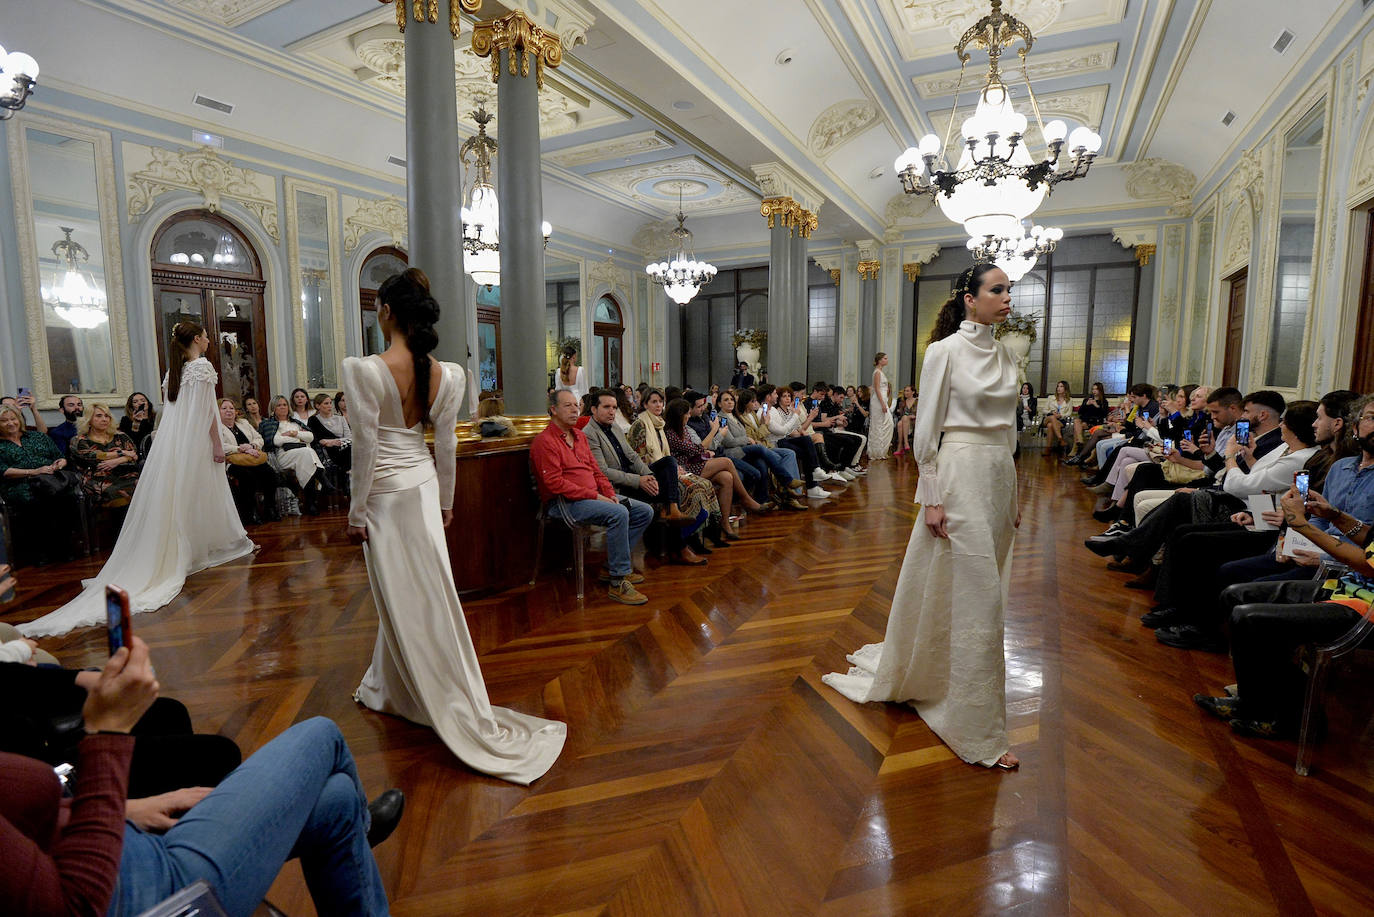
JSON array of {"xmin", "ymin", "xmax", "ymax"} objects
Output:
[
  {"xmin": 734, "ymin": 445, "xmax": 796, "ymax": 500},
  {"xmin": 766, "ymin": 446, "xmax": 800, "ymax": 482},
  {"xmin": 112, "ymin": 717, "xmax": 387, "ymax": 917},
  {"xmin": 1096, "ymin": 437, "xmax": 1124, "ymax": 467},
  {"xmin": 560, "ymin": 495, "xmax": 653, "ymax": 577}
]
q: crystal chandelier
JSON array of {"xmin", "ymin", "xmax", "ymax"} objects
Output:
[
  {"xmin": 894, "ymin": 0, "xmax": 1100, "ymax": 240},
  {"xmin": 0, "ymin": 40, "xmax": 39, "ymax": 119},
  {"xmin": 645, "ymin": 188, "xmax": 717, "ymax": 305},
  {"xmin": 42, "ymin": 227, "xmax": 108, "ymax": 330},
  {"xmin": 967, "ymin": 222, "xmax": 1062, "ymax": 282}
]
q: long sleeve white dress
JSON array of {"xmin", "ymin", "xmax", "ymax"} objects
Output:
[
  {"xmin": 21, "ymin": 358, "xmax": 255, "ymax": 637},
  {"xmin": 868, "ymin": 369, "xmax": 894, "ymax": 460},
  {"xmin": 343, "ymin": 354, "xmax": 566, "ymax": 785},
  {"xmin": 823, "ymin": 321, "xmax": 1019, "ymax": 766}
]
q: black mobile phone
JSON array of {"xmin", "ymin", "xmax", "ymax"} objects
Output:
[
  {"xmin": 105, "ymin": 584, "xmax": 132, "ymax": 656},
  {"xmin": 1235, "ymin": 420, "xmax": 1250, "ymax": 446}
]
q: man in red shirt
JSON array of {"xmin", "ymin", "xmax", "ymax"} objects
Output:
[{"xmin": 531, "ymin": 389, "xmax": 652, "ymax": 605}]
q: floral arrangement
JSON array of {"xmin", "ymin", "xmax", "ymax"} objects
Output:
[
  {"xmin": 993, "ymin": 310, "xmax": 1039, "ymax": 344},
  {"xmin": 554, "ymin": 336, "xmax": 581, "ymax": 354},
  {"xmin": 732, "ymin": 328, "xmax": 767, "ymax": 348}
]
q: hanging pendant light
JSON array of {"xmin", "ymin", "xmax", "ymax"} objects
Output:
[
  {"xmin": 645, "ymin": 186, "xmax": 717, "ymax": 305},
  {"xmin": 42, "ymin": 227, "xmax": 108, "ymax": 329},
  {"xmin": 967, "ymin": 222, "xmax": 1062, "ymax": 282},
  {"xmin": 460, "ymin": 105, "xmax": 501, "ymax": 289}
]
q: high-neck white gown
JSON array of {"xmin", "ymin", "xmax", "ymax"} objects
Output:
[
  {"xmin": 868, "ymin": 369, "xmax": 893, "ymax": 460},
  {"xmin": 343, "ymin": 354, "xmax": 566, "ymax": 785},
  {"xmin": 824, "ymin": 321, "xmax": 1019, "ymax": 766}
]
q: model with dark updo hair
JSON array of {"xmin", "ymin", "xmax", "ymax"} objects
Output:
[
  {"xmin": 342, "ymin": 267, "xmax": 566, "ymax": 784},
  {"xmin": 825, "ymin": 263, "xmax": 1024, "ymax": 771}
]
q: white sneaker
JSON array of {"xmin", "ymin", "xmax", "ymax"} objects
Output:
[
  {"xmin": 837, "ymin": 470, "xmax": 857, "ymax": 481},
  {"xmin": 848, "ymin": 466, "xmax": 867, "ymax": 476},
  {"xmin": 807, "ymin": 485, "xmax": 831, "ymax": 498},
  {"xmin": 826, "ymin": 471, "xmax": 848, "ymax": 483},
  {"xmin": 811, "ymin": 468, "xmax": 828, "ymax": 483}
]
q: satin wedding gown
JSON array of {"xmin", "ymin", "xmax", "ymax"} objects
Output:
[
  {"xmin": 824, "ymin": 321, "xmax": 1018, "ymax": 766},
  {"xmin": 22, "ymin": 358, "xmax": 255, "ymax": 637},
  {"xmin": 343, "ymin": 354, "xmax": 566, "ymax": 785},
  {"xmin": 868, "ymin": 370, "xmax": 894, "ymax": 460}
]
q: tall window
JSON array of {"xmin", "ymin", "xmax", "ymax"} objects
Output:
[
  {"xmin": 593, "ymin": 295, "xmax": 624, "ymax": 387},
  {"xmin": 684, "ymin": 266, "xmax": 769, "ymax": 387},
  {"xmin": 808, "ymin": 282, "xmax": 838, "ymax": 384},
  {"xmin": 359, "ymin": 246, "xmax": 407, "ymax": 356}
]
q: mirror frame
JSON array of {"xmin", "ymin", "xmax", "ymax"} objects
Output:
[
  {"xmin": 6, "ymin": 113, "xmax": 132, "ymax": 409},
  {"xmin": 284, "ymin": 177, "xmax": 346, "ymax": 394}
]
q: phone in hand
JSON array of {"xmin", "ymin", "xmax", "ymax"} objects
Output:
[
  {"xmin": 1295, "ymin": 470, "xmax": 1310, "ymax": 500},
  {"xmin": 1183, "ymin": 429, "xmax": 1193, "ymax": 443},
  {"xmin": 1163, "ymin": 438, "xmax": 1174, "ymax": 456},
  {"xmin": 1235, "ymin": 420, "xmax": 1251, "ymax": 446},
  {"xmin": 17, "ymin": 387, "xmax": 31, "ymax": 400},
  {"xmin": 1140, "ymin": 411, "xmax": 1150, "ymax": 423},
  {"xmin": 105, "ymin": 584, "xmax": 132, "ymax": 656}
]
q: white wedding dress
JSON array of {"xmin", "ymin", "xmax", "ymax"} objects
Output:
[
  {"xmin": 343, "ymin": 354, "xmax": 566, "ymax": 785},
  {"xmin": 868, "ymin": 370, "xmax": 894, "ymax": 460},
  {"xmin": 22, "ymin": 358, "xmax": 255, "ymax": 637},
  {"xmin": 824, "ymin": 321, "xmax": 1018, "ymax": 766}
]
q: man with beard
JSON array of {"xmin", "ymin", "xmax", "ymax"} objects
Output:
[{"xmin": 48, "ymin": 394, "xmax": 84, "ymax": 457}]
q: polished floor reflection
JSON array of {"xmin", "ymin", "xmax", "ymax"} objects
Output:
[{"xmin": 5, "ymin": 453, "xmax": 1372, "ymax": 915}]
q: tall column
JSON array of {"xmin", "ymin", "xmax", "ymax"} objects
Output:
[
  {"xmin": 397, "ymin": 0, "xmax": 469, "ymax": 366},
  {"xmin": 857, "ymin": 240, "xmax": 881, "ymax": 378},
  {"xmin": 791, "ymin": 208, "xmax": 815, "ymax": 383},
  {"xmin": 473, "ymin": 12, "xmax": 562, "ymax": 415},
  {"xmin": 763, "ymin": 197, "xmax": 797, "ymax": 384}
]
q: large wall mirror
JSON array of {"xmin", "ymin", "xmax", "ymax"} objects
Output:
[
  {"xmin": 546, "ymin": 256, "xmax": 581, "ymax": 386},
  {"xmin": 1187, "ymin": 212, "xmax": 1215, "ymax": 379},
  {"xmin": 6, "ymin": 116, "xmax": 131, "ymax": 406},
  {"xmin": 285, "ymin": 179, "xmax": 345, "ymax": 391},
  {"xmin": 359, "ymin": 246, "xmax": 408, "ymax": 356},
  {"xmin": 1267, "ymin": 100, "xmax": 1325, "ymax": 388}
]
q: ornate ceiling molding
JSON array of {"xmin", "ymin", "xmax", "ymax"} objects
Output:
[
  {"xmin": 589, "ymin": 156, "xmax": 758, "ymax": 216},
  {"xmin": 632, "ymin": 219, "xmax": 681, "ymax": 255},
  {"xmin": 750, "ymin": 161, "xmax": 825, "ymax": 214},
  {"xmin": 546, "ymin": 131, "xmax": 675, "ymax": 168},
  {"xmin": 1111, "ymin": 225, "xmax": 1159, "ymax": 251},
  {"xmin": 882, "ymin": 0, "xmax": 1125, "ymax": 61},
  {"xmin": 123, "ymin": 142, "xmax": 280, "ymax": 242},
  {"xmin": 884, "ymin": 191, "xmax": 934, "ymax": 229},
  {"xmin": 807, "ymin": 99, "xmax": 879, "ymax": 158},
  {"xmin": 342, "ymin": 194, "xmax": 408, "ymax": 252},
  {"xmin": 165, "ymin": 0, "xmax": 293, "ymax": 28},
  {"xmin": 925, "ymin": 84, "xmax": 1109, "ymax": 136},
  {"xmin": 1123, "ymin": 157, "xmax": 1197, "ymax": 217},
  {"xmin": 913, "ymin": 42, "xmax": 1118, "ymax": 98},
  {"xmin": 1223, "ymin": 148, "xmax": 1265, "ymax": 213},
  {"xmin": 588, "ymin": 256, "xmax": 631, "ymax": 292}
]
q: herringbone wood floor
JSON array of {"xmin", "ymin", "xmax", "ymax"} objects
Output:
[{"xmin": 5, "ymin": 453, "xmax": 1373, "ymax": 915}]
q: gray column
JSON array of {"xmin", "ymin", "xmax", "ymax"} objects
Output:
[
  {"xmin": 791, "ymin": 229, "xmax": 809, "ymax": 384},
  {"xmin": 404, "ymin": 12, "xmax": 468, "ymax": 365},
  {"xmin": 766, "ymin": 222, "xmax": 795, "ymax": 383},
  {"xmin": 859, "ymin": 275, "xmax": 879, "ymax": 378},
  {"xmin": 496, "ymin": 47, "xmax": 547, "ymax": 416}
]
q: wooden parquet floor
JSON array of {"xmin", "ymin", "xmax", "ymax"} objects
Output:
[{"xmin": 5, "ymin": 453, "xmax": 1374, "ymax": 915}]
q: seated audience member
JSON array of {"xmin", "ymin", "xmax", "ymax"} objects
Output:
[
  {"xmin": 849, "ymin": 386, "xmax": 871, "ymax": 437},
  {"xmin": 1016, "ymin": 382, "xmax": 1038, "ymax": 433},
  {"xmin": 308, "ymin": 391, "xmax": 352, "ymax": 482},
  {"xmin": 733, "ymin": 389, "xmax": 806, "ymax": 509},
  {"xmin": 664, "ymin": 385, "xmax": 684, "ymax": 405},
  {"xmin": 1043, "ymin": 380, "xmax": 1075, "ymax": 454},
  {"xmin": 766, "ymin": 385, "xmax": 836, "ymax": 496},
  {"xmin": 1088, "ymin": 385, "xmax": 1207, "ymax": 520},
  {"xmin": 242, "ymin": 395, "xmax": 265, "ymax": 431},
  {"xmin": 119, "ymin": 391, "xmax": 157, "ymax": 454},
  {"xmin": 219, "ymin": 397, "xmax": 280, "ymax": 525},
  {"xmin": 612, "ymin": 387, "xmax": 636, "ymax": 434},
  {"xmin": 47, "ymin": 394, "xmax": 84, "ymax": 458},
  {"xmin": 0, "ymin": 638, "xmax": 402, "ymax": 917},
  {"xmin": 628, "ymin": 388, "xmax": 724, "ymax": 554},
  {"xmin": 69, "ymin": 403, "xmax": 141, "ymax": 510},
  {"xmin": 1146, "ymin": 392, "xmax": 1368, "ymax": 644},
  {"xmin": 1086, "ymin": 399, "xmax": 1319, "ymax": 574},
  {"xmin": 893, "ymin": 386, "xmax": 917, "ymax": 456},
  {"xmin": 816, "ymin": 385, "xmax": 866, "ymax": 475},
  {"xmin": 288, "ymin": 387, "xmax": 313, "ymax": 426},
  {"xmin": 575, "ymin": 392, "xmax": 597, "ymax": 430},
  {"xmin": 0, "ymin": 392, "xmax": 47, "ymax": 435},
  {"xmin": 333, "ymin": 390, "xmax": 348, "ymax": 424},
  {"xmin": 716, "ymin": 389, "xmax": 797, "ymax": 507},
  {"xmin": 665, "ymin": 398, "xmax": 763, "ymax": 538},
  {"xmin": 1193, "ymin": 485, "xmax": 1374, "ymax": 740},
  {"xmin": 730, "ymin": 362, "xmax": 755, "ymax": 390},
  {"xmin": 259, "ymin": 394, "xmax": 326, "ymax": 515},
  {"xmin": 1094, "ymin": 386, "xmax": 1215, "ymax": 523},
  {"xmin": 532, "ymin": 389, "xmax": 653, "ymax": 604},
  {"xmin": 708, "ymin": 384, "xmax": 721, "ymax": 410},
  {"xmin": 1073, "ymin": 382, "xmax": 1109, "ymax": 446},
  {"xmin": 684, "ymin": 389, "xmax": 762, "ymax": 498},
  {"xmin": 584, "ymin": 389, "xmax": 706, "ymax": 565},
  {"xmin": 1087, "ymin": 383, "xmax": 1158, "ymax": 470},
  {"xmin": 0, "ymin": 404, "xmax": 83, "ymax": 564},
  {"xmin": 477, "ymin": 392, "xmax": 514, "ymax": 437}
]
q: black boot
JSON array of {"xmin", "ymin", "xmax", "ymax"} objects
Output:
[
  {"xmin": 814, "ymin": 442, "xmax": 839, "ymax": 472},
  {"xmin": 302, "ymin": 473, "xmax": 322, "ymax": 516}
]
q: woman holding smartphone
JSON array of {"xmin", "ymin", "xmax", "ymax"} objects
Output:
[
  {"xmin": 119, "ymin": 391, "xmax": 157, "ymax": 454},
  {"xmin": 20, "ymin": 322, "xmax": 254, "ymax": 638}
]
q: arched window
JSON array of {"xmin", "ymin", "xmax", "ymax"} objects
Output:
[
  {"xmin": 359, "ymin": 246, "xmax": 408, "ymax": 356},
  {"xmin": 150, "ymin": 210, "xmax": 266, "ymax": 404},
  {"xmin": 594, "ymin": 294, "xmax": 624, "ymax": 387}
]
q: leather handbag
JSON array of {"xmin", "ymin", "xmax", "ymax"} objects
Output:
[{"xmin": 226, "ymin": 451, "xmax": 268, "ymax": 467}]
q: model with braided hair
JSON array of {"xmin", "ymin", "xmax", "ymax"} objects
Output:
[{"xmin": 824, "ymin": 263, "xmax": 1024, "ymax": 770}]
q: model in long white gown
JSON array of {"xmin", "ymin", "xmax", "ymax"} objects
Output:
[
  {"xmin": 823, "ymin": 320, "xmax": 1019, "ymax": 766},
  {"xmin": 21, "ymin": 358, "xmax": 255, "ymax": 637},
  {"xmin": 868, "ymin": 369, "xmax": 894, "ymax": 460},
  {"xmin": 343, "ymin": 354, "xmax": 566, "ymax": 785}
]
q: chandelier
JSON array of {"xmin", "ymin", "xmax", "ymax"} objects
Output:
[
  {"xmin": 42, "ymin": 227, "xmax": 108, "ymax": 330},
  {"xmin": 894, "ymin": 0, "xmax": 1100, "ymax": 240},
  {"xmin": 645, "ymin": 188, "xmax": 717, "ymax": 305},
  {"xmin": 967, "ymin": 222, "xmax": 1062, "ymax": 282},
  {"xmin": 0, "ymin": 40, "xmax": 39, "ymax": 120}
]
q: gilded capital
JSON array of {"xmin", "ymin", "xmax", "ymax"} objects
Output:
[
  {"xmin": 1135, "ymin": 243, "xmax": 1157, "ymax": 266},
  {"xmin": 471, "ymin": 9, "xmax": 564, "ymax": 90},
  {"xmin": 760, "ymin": 196, "xmax": 801, "ymax": 233},
  {"xmin": 377, "ymin": 0, "xmax": 480, "ymax": 38},
  {"xmin": 798, "ymin": 209, "xmax": 819, "ymax": 240},
  {"xmin": 857, "ymin": 260, "xmax": 881, "ymax": 280},
  {"xmin": 903, "ymin": 263, "xmax": 921, "ymax": 282},
  {"xmin": 829, "ymin": 269, "xmax": 841, "ymax": 285}
]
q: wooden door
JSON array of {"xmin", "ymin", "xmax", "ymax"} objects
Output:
[
  {"xmin": 1349, "ymin": 212, "xmax": 1374, "ymax": 392},
  {"xmin": 1222, "ymin": 268, "xmax": 1248, "ymax": 388}
]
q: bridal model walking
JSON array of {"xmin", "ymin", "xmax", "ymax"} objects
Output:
[
  {"xmin": 824, "ymin": 263, "xmax": 1022, "ymax": 769},
  {"xmin": 22, "ymin": 322, "xmax": 255, "ymax": 637},
  {"xmin": 344, "ymin": 267, "xmax": 566, "ymax": 785}
]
